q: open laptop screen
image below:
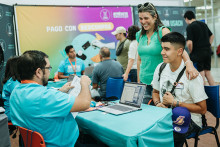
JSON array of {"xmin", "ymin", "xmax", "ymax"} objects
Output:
[{"xmin": 120, "ymin": 82, "xmax": 146, "ymax": 107}]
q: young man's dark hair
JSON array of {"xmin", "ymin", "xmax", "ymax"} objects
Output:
[
  {"xmin": 161, "ymin": 32, "xmax": 186, "ymax": 50},
  {"xmin": 65, "ymin": 45, "xmax": 74, "ymax": 54},
  {"xmin": 18, "ymin": 50, "xmax": 48, "ymax": 80},
  {"xmin": 183, "ymin": 10, "xmax": 195, "ymax": 20}
]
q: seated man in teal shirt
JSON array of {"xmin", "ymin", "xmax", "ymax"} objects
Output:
[
  {"xmin": 10, "ymin": 50, "xmax": 91, "ymax": 147},
  {"xmin": 58, "ymin": 45, "xmax": 85, "ymax": 79}
]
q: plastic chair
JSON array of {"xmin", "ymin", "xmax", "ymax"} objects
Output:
[
  {"xmin": 105, "ymin": 77, "xmax": 124, "ymax": 100},
  {"xmin": 185, "ymin": 85, "xmax": 220, "ymax": 147},
  {"xmin": 18, "ymin": 126, "xmax": 46, "ymax": 147}
]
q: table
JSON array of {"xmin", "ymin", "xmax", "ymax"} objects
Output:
[
  {"xmin": 47, "ymin": 79, "xmax": 67, "ymax": 88},
  {"xmin": 0, "ymin": 113, "xmax": 11, "ymax": 147},
  {"xmin": 75, "ymin": 104, "xmax": 174, "ymax": 147}
]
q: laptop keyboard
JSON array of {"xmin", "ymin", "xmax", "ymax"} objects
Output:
[{"xmin": 107, "ymin": 105, "xmax": 134, "ymax": 112}]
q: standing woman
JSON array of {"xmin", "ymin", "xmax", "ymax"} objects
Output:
[
  {"xmin": 2, "ymin": 56, "xmax": 20, "ymax": 122},
  {"xmin": 123, "ymin": 25, "xmax": 140, "ymax": 82},
  {"xmin": 136, "ymin": 2, "xmax": 198, "ymax": 104}
]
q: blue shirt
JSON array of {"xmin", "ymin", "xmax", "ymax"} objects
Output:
[
  {"xmin": 10, "ymin": 83, "xmax": 78, "ymax": 147},
  {"xmin": 2, "ymin": 78, "xmax": 20, "ymax": 121},
  {"xmin": 58, "ymin": 58, "xmax": 85, "ymax": 77}
]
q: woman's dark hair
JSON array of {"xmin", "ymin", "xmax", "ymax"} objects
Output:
[
  {"xmin": 127, "ymin": 25, "xmax": 140, "ymax": 41},
  {"xmin": 138, "ymin": 2, "xmax": 163, "ymax": 35},
  {"xmin": 2, "ymin": 56, "xmax": 20, "ymax": 84}
]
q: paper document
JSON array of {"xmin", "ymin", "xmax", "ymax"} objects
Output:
[{"xmin": 68, "ymin": 76, "xmax": 81, "ymax": 97}]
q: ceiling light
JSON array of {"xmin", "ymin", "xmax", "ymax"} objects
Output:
[
  {"xmin": 184, "ymin": 0, "xmax": 192, "ymax": 2},
  {"xmin": 196, "ymin": 6, "xmax": 212, "ymax": 10}
]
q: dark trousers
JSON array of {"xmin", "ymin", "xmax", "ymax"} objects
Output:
[
  {"xmin": 173, "ymin": 120, "xmax": 201, "ymax": 147},
  {"xmin": 129, "ymin": 69, "xmax": 137, "ymax": 82}
]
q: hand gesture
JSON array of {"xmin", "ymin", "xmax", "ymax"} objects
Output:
[
  {"xmin": 59, "ymin": 82, "xmax": 74, "ymax": 93},
  {"xmin": 162, "ymin": 92, "xmax": 174, "ymax": 106}
]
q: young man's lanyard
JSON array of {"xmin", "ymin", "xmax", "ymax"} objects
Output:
[
  {"xmin": 21, "ymin": 80, "xmax": 38, "ymax": 84},
  {"xmin": 68, "ymin": 58, "xmax": 77, "ymax": 75}
]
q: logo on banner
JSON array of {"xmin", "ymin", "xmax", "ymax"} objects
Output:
[
  {"xmin": 6, "ymin": 23, "xmax": 13, "ymax": 37},
  {"xmin": 0, "ymin": 39, "xmax": 6, "ymax": 51},
  {"xmin": 163, "ymin": 9, "xmax": 170, "ymax": 17},
  {"xmin": 100, "ymin": 9, "xmax": 110, "ymax": 21},
  {"xmin": 0, "ymin": 6, "xmax": 3, "ymax": 20},
  {"xmin": 113, "ymin": 12, "xmax": 128, "ymax": 18}
]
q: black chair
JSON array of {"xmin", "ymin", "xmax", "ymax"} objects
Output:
[{"xmin": 185, "ymin": 85, "xmax": 220, "ymax": 147}]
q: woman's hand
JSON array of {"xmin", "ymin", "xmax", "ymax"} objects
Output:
[{"xmin": 185, "ymin": 61, "xmax": 199, "ymax": 80}]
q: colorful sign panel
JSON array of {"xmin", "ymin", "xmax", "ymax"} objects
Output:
[
  {"xmin": 15, "ymin": 6, "xmax": 133, "ymax": 78},
  {"xmin": 0, "ymin": 4, "xmax": 16, "ymax": 90}
]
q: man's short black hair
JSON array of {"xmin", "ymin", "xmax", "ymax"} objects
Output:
[
  {"xmin": 65, "ymin": 45, "xmax": 74, "ymax": 54},
  {"xmin": 161, "ymin": 32, "xmax": 186, "ymax": 50},
  {"xmin": 184, "ymin": 10, "xmax": 195, "ymax": 20},
  {"xmin": 18, "ymin": 50, "xmax": 48, "ymax": 80}
]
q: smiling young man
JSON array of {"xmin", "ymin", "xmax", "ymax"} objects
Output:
[
  {"xmin": 10, "ymin": 50, "xmax": 91, "ymax": 147},
  {"xmin": 151, "ymin": 32, "xmax": 207, "ymax": 147},
  {"xmin": 58, "ymin": 45, "xmax": 85, "ymax": 79}
]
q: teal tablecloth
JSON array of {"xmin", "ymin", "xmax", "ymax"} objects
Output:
[
  {"xmin": 47, "ymin": 79, "xmax": 67, "ymax": 88},
  {"xmin": 76, "ymin": 105, "xmax": 174, "ymax": 147}
]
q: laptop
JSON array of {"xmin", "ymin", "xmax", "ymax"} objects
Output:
[{"xmin": 98, "ymin": 82, "xmax": 146, "ymax": 115}]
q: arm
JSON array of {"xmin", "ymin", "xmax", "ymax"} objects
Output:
[
  {"xmin": 70, "ymin": 75, "xmax": 92, "ymax": 112},
  {"xmin": 152, "ymin": 89, "xmax": 167, "ymax": 108},
  {"xmin": 186, "ymin": 40, "xmax": 193, "ymax": 53},
  {"xmin": 162, "ymin": 92, "xmax": 207, "ymax": 114},
  {"xmin": 209, "ymin": 34, "xmax": 214, "ymax": 45},
  {"xmin": 123, "ymin": 58, "xmax": 134, "ymax": 81},
  {"xmin": 137, "ymin": 54, "xmax": 141, "ymax": 83},
  {"xmin": 162, "ymin": 27, "xmax": 170, "ymax": 36},
  {"xmin": 58, "ymin": 72, "xmax": 69, "ymax": 79},
  {"xmin": 182, "ymin": 50, "xmax": 198, "ymax": 80}
]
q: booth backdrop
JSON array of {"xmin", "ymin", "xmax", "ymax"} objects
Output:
[
  {"xmin": 0, "ymin": 4, "xmax": 16, "ymax": 91},
  {"xmin": 15, "ymin": 6, "xmax": 133, "ymax": 78}
]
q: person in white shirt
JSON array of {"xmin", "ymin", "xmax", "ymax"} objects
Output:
[
  {"xmin": 123, "ymin": 25, "xmax": 140, "ymax": 82},
  {"xmin": 151, "ymin": 32, "xmax": 207, "ymax": 147}
]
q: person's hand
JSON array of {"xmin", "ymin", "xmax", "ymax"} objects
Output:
[
  {"xmin": 122, "ymin": 74, "xmax": 128, "ymax": 81},
  {"xmin": 185, "ymin": 61, "xmax": 199, "ymax": 80},
  {"xmin": 59, "ymin": 82, "xmax": 74, "ymax": 93},
  {"xmin": 80, "ymin": 75, "xmax": 91, "ymax": 86},
  {"xmin": 162, "ymin": 92, "xmax": 174, "ymax": 106},
  {"xmin": 156, "ymin": 103, "xmax": 167, "ymax": 108}
]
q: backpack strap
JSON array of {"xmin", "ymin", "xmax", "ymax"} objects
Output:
[
  {"xmin": 170, "ymin": 66, "xmax": 186, "ymax": 94},
  {"xmin": 158, "ymin": 63, "xmax": 167, "ymax": 81}
]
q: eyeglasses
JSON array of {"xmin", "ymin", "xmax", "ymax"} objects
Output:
[
  {"xmin": 43, "ymin": 66, "xmax": 52, "ymax": 72},
  {"xmin": 138, "ymin": 2, "xmax": 155, "ymax": 11}
]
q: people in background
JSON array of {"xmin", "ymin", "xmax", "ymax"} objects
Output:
[
  {"xmin": 10, "ymin": 50, "xmax": 91, "ymax": 147},
  {"xmin": 92, "ymin": 47, "xmax": 123, "ymax": 98},
  {"xmin": 111, "ymin": 26, "xmax": 131, "ymax": 71},
  {"xmin": 152, "ymin": 32, "xmax": 207, "ymax": 147},
  {"xmin": 2, "ymin": 56, "xmax": 20, "ymax": 122},
  {"xmin": 58, "ymin": 45, "xmax": 85, "ymax": 79},
  {"xmin": 184, "ymin": 10, "xmax": 215, "ymax": 86},
  {"xmin": 136, "ymin": 2, "xmax": 198, "ymax": 104},
  {"xmin": 123, "ymin": 25, "xmax": 140, "ymax": 82}
]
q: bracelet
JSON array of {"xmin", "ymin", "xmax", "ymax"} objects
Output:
[
  {"xmin": 184, "ymin": 60, "xmax": 192, "ymax": 66},
  {"xmin": 154, "ymin": 100, "xmax": 160, "ymax": 106}
]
